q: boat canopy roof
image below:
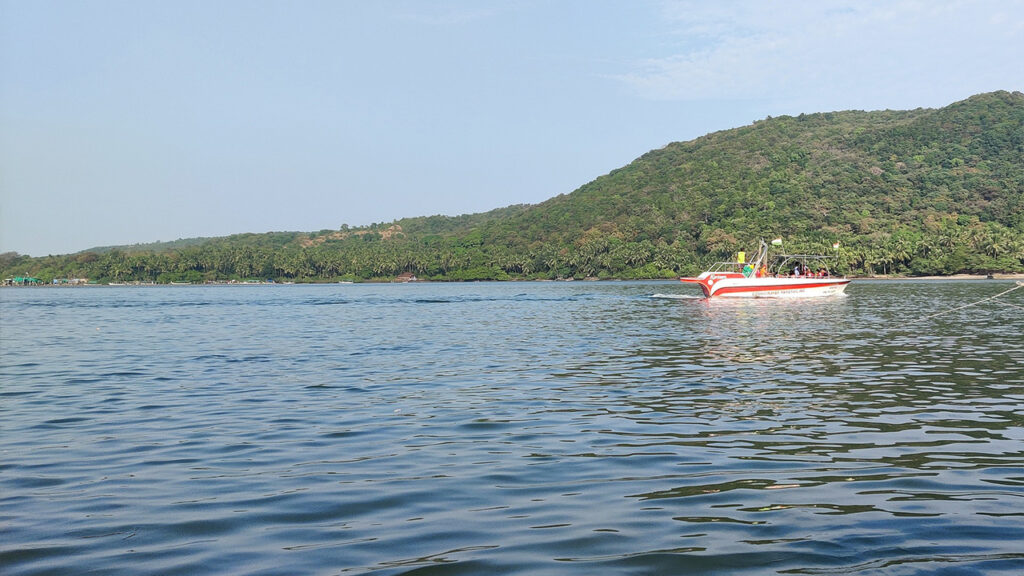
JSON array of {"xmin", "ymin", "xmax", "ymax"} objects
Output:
[
  {"xmin": 774, "ymin": 253, "xmax": 838, "ymax": 274},
  {"xmin": 702, "ymin": 240, "xmax": 842, "ymax": 276},
  {"xmin": 773, "ymin": 253, "xmax": 836, "ymax": 261}
]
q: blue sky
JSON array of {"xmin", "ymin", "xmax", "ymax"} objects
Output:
[{"xmin": 2, "ymin": 0, "xmax": 1022, "ymax": 256}]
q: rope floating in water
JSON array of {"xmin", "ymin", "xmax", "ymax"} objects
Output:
[{"xmin": 907, "ymin": 280, "xmax": 1024, "ymax": 324}]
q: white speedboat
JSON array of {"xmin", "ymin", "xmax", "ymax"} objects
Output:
[{"xmin": 680, "ymin": 240, "xmax": 850, "ymax": 298}]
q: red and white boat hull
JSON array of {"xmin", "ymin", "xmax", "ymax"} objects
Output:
[{"xmin": 680, "ymin": 273, "xmax": 850, "ymax": 298}]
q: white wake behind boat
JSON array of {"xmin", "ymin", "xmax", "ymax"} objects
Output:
[{"xmin": 680, "ymin": 240, "xmax": 850, "ymax": 298}]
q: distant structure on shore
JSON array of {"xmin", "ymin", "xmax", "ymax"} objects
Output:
[
  {"xmin": 3, "ymin": 277, "xmax": 91, "ymax": 286},
  {"xmin": 3, "ymin": 276, "xmax": 42, "ymax": 286}
]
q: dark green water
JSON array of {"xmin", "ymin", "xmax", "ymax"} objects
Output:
[{"xmin": 2, "ymin": 280, "xmax": 1022, "ymax": 575}]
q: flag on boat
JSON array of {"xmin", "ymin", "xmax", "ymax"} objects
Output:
[
  {"xmin": 833, "ymin": 242, "xmax": 841, "ymax": 250},
  {"xmin": 771, "ymin": 238, "xmax": 783, "ymax": 246}
]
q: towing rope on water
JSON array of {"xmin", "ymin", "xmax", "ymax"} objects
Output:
[
  {"xmin": 994, "ymin": 297, "xmax": 1024, "ymax": 311},
  {"xmin": 907, "ymin": 281, "xmax": 1024, "ymax": 324}
]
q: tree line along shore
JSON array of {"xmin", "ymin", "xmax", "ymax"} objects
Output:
[{"xmin": 2, "ymin": 217, "xmax": 1020, "ymax": 285}]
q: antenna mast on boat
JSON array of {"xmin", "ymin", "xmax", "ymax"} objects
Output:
[{"xmin": 750, "ymin": 239, "xmax": 769, "ymax": 274}]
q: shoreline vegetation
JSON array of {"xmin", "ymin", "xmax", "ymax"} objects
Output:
[
  {"xmin": 3, "ymin": 91, "xmax": 1022, "ymax": 285},
  {"xmin": 857, "ymin": 273, "xmax": 1024, "ymax": 280},
  {"xmin": 4, "ymin": 273, "xmax": 1024, "ymax": 288}
]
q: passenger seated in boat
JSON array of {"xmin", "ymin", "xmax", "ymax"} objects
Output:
[
  {"xmin": 743, "ymin": 264, "xmax": 753, "ymax": 278},
  {"xmin": 793, "ymin": 265, "xmax": 801, "ymax": 277}
]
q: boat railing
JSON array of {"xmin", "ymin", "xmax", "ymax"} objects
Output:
[{"xmin": 707, "ymin": 261, "xmax": 748, "ymax": 274}]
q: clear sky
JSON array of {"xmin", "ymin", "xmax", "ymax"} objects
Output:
[{"xmin": 2, "ymin": 0, "xmax": 1022, "ymax": 256}]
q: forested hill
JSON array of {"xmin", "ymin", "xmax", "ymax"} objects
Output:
[
  {"xmin": 4, "ymin": 91, "xmax": 1023, "ymax": 283},
  {"xmin": 478, "ymin": 90, "xmax": 1023, "ymax": 270}
]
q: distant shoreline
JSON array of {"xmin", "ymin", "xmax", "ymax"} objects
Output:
[
  {"xmin": 5, "ymin": 273, "xmax": 1024, "ymax": 287},
  {"xmin": 852, "ymin": 273, "xmax": 1024, "ymax": 281}
]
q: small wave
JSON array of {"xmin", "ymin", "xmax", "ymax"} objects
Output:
[
  {"xmin": 651, "ymin": 293, "xmax": 703, "ymax": 300},
  {"xmin": 307, "ymin": 298, "xmax": 350, "ymax": 306}
]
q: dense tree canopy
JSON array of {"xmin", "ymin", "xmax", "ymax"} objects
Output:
[{"xmin": 4, "ymin": 91, "xmax": 1022, "ymax": 283}]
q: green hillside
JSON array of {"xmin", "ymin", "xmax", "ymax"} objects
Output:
[{"xmin": 4, "ymin": 91, "xmax": 1022, "ymax": 283}]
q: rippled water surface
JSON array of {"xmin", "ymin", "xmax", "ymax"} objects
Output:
[{"xmin": 2, "ymin": 280, "xmax": 1023, "ymax": 575}]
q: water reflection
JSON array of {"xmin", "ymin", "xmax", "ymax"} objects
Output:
[{"xmin": 558, "ymin": 281, "xmax": 1024, "ymax": 571}]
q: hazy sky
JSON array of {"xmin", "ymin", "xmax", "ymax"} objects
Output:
[{"xmin": 2, "ymin": 0, "xmax": 1022, "ymax": 256}]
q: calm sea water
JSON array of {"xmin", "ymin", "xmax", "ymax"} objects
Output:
[{"xmin": 2, "ymin": 280, "xmax": 1023, "ymax": 575}]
